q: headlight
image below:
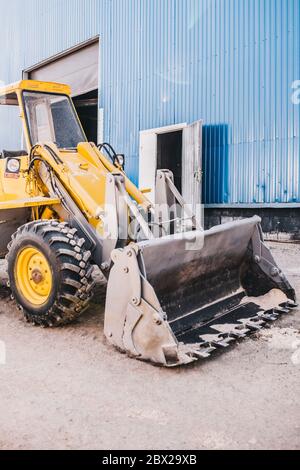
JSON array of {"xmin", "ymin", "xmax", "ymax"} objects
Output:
[{"xmin": 6, "ymin": 158, "xmax": 20, "ymax": 173}]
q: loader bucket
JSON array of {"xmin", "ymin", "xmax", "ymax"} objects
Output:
[{"xmin": 104, "ymin": 216, "xmax": 297, "ymax": 366}]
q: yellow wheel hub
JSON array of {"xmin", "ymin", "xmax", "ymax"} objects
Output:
[{"xmin": 15, "ymin": 247, "xmax": 53, "ymax": 306}]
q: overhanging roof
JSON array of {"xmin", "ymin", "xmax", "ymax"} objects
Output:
[{"xmin": 0, "ymin": 80, "xmax": 71, "ymax": 103}]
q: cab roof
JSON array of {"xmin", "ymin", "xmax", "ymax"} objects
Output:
[{"xmin": 0, "ymin": 80, "xmax": 71, "ymax": 104}]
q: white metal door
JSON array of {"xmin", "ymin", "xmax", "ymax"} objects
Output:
[
  {"xmin": 182, "ymin": 120, "xmax": 203, "ymax": 211},
  {"xmin": 139, "ymin": 123, "xmax": 186, "ymax": 203},
  {"xmin": 139, "ymin": 132, "xmax": 157, "ymax": 203}
]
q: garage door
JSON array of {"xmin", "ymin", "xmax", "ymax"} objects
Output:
[{"xmin": 28, "ymin": 40, "xmax": 99, "ymax": 97}]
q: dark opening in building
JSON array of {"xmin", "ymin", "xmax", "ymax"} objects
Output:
[
  {"xmin": 73, "ymin": 89, "xmax": 98, "ymax": 143},
  {"xmin": 24, "ymin": 37, "xmax": 100, "ymax": 145},
  {"xmin": 157, "ymin": 130, "xmax": 183, "ymax": 193}
]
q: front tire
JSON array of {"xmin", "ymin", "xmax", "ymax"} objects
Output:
[{"xmin": 6, "ymin": 220, "xmax": 95, "ymax": 326}]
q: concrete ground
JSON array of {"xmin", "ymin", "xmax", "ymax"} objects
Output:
[{"xmin": 0, "ymin": 242, "xmax": 299, "ymax": 450}]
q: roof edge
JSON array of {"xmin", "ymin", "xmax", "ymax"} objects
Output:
[{"xmin": 0, "ymin": 80, "xmax": 71, "ymax": 97}]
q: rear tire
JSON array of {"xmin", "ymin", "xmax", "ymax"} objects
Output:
[{"xmin": 6, "ymin": 220, "xmax": 95, "ymax": 326}]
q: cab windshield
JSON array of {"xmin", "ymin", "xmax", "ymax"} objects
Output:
[{"xmin": 23, "ymin": 91, "xmax": 86, "ymax": 149}]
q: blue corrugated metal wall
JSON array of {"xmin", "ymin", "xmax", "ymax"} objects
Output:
[{"xmin": 0, "ymin": 0, "xmax": 299, "ymax": 204}]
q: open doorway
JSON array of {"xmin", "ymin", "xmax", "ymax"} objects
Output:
[
  {"xmin": 23, "ymin": 37, "xmax": 100, "ymax": 145},
  {"xmin": 139, "ymin": 121, "xmax": 203, "ymax": 210},
  {"xmin": 157, "ymin": 131, "xmax": 183, "ymax": 193},
  {"xmin": 73, "ymin": 89, "xmax": 98, "ymax": 143}
]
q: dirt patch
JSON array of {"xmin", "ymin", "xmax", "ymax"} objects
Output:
[
  {"xmin": 259, "ymin": 327, "xmax": 300, "ymax": 366},
  {"xmin": 241, "ymin": 288, "xmax": 288, "ymax": 310}
]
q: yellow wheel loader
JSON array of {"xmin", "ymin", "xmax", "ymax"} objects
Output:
[{"xmin": 0, "ymin": 80, "xmax": 297, "ymax": 366}]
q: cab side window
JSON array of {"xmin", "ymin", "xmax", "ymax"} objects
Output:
[{"xmin": 0, "ymin": 92, "xmax": 24, "ymax": 157}]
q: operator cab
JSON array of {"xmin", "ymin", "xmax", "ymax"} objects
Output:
[{"xmin": 0, "ymin": 80, "xmax": 87, "ymax": 158}]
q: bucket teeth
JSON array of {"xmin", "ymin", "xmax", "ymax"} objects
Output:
[
  {"xmin": 205, "ymin": 346, "xmax": 217, "ymax": 354},
  {"xmin": 274, "ymin": 306, "xmax": 290, "ymax": 314},
  {"xmin": 258, "ymin": 310, "xmax": 278, "ymax": 321},
  {"xmin": 198, "ymin": 332, "xmax": 235, "ymax": 348},
  {"xmin": 183, "ymin": 343, "xmax": 216, "ymax": 360},
  {"xmin": 229, "ymin": 327, "xmax": 249, "ymax": 338},
  {"xmin": 211, "ymin": 337, "xmax": 234, "ymax": 348},
  {"xmin": 229, "ymin": 332, "xmax": 245, "ymax": 339},
  {"xmin": 213, "ymin": 323, "xmax": 250, "ymax": 338},
  {"xmin": 238, "ymin": 317, "xmax": 265, "ymax": 330},
  {"xmin": 284, "ymin": 300, "xmax": 298, "ymax": 309},
  {"xmin": 190, "ymin": 349, "xmax": 212, "ymax": 359},
  {"xmin": 174, "ymin": 297, "xmax": 296, "ymax": 364},
  {"xmin": 245, "ymin": 321, "xmax": 264, "ymax": 331}
]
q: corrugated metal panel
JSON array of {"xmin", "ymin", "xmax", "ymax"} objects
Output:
[
  {"xmin": 0, "ymin": 0, "xmax": 101, "ymax": 150},
  {"xmin": 0, "ymin": 0, "xmax": 299, "ymax": 204},
  {"xmin": 200, "ymin": 0, "xmax": 300, "ymax": 204}
]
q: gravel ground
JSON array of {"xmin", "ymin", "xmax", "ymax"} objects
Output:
[{"xmin": 0, "ymin": 242, "xmax": 299, "ymax": 450}]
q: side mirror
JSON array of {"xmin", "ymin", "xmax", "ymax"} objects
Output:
[{"xmin": 114, "ymin": 153, "xmax": 125, "ymax": 170}]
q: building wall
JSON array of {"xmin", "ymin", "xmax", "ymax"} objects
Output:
[{"xmin": 0, "ymin": 0, "xmax": 299, "ymax": 203}]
